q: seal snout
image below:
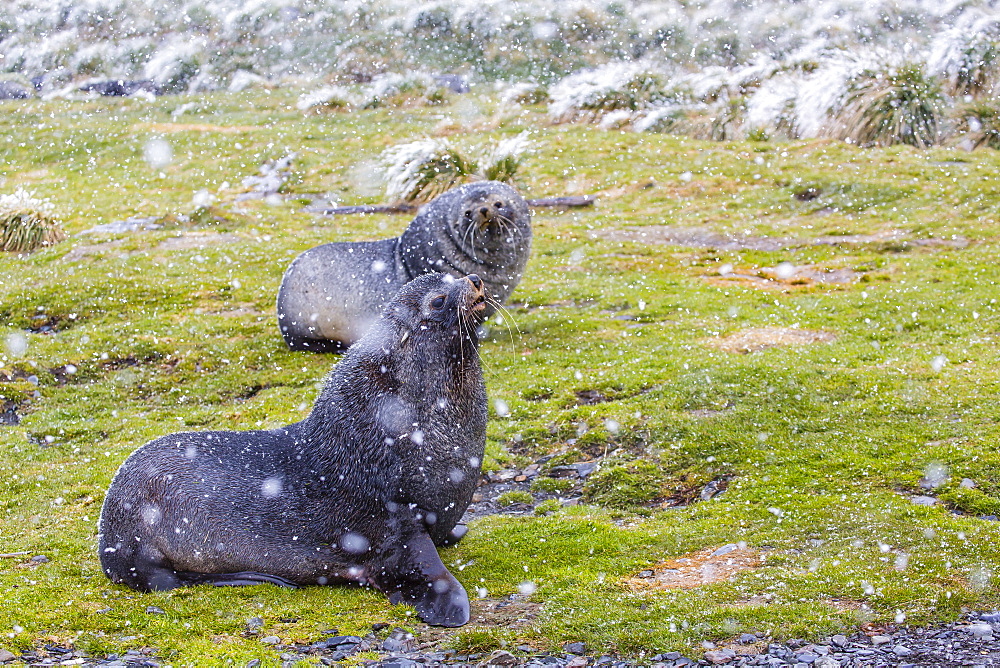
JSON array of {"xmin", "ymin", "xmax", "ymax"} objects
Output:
[{"xmin": 465, "ymin": 274, "xmax": 487, "ymax": 312}]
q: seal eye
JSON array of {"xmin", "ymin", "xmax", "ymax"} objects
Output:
[
  {"xmin": 430, "ymin": 295, "xmax": 447, "ymax": 309},
  {"xmin": 464, "ymin": 210, "xmax": 472, "ymax": 218}
]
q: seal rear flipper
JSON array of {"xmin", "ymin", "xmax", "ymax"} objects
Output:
[
  {"xmin": 375, "ymin": 531, "xmax": 470, "ymax": 627},
  {"xmin": 179, "ymin": 571, "xmax": 299, "ymax": 588}
]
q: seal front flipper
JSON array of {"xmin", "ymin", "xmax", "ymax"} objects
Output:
[
  {"xmin": 374, "ymin": 530, "xmax": 470, "ymax": 627},
  {"xmin": 437, "ymin": 523, "xmax": 468, "ymax": 547}
]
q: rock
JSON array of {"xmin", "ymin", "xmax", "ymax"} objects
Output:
[
  {"xmin": 564, "ymin": 641, "xmax": 587, "ymax": 655},
  {"xmin": 566, "ymin": 658, "xmax": 589, "ymax": 668},
  {"xmin": 711, "ymin": 543, "xmax": 738, "ymax": 557},
  {"xmin": 704, "ymin": 649, "xmax": 735, "ymax": 664},
  {"xmin": 960, "ymin": 478, "xmax": 976, "ymax": 488},
  {"xmin": 965, "ymin": 623, "xmax": 993, "ymax": 638},
  {"xmin": 379, "ymin": 659, "xmax": 420, "ymax": 668},
  {"xmin": 0, "ymin": 81, "xmax": 31, "ymax": 100},
  {"xmin": 82, "ymin": 217, "xmax": 163, "ymax": 235},
  {"xmin": 978, "ymin": 611, "xmax": 1000, "ymax": 623},
  {"xmin": 145, "ymin": 606, "xmax": 166, "ymax": 615},
  {"xmin": 893, "ymin": 645, "xmax": 912, "ymax": 656},
  {"xmin": 30, "ymin": 555, "xmax": 49, "ymax": 563},
  {"xmin": 870, "ymin": 635, "xmax": 892, "ymax": 645},
  {"xmin": 911, "ymin": 495, "xmax": 937, "ymax": 506},
  {"xmin": 795, "ymin": 651, "xmax": 817, "ymax": 663},
  {"xmin": 245, "ymin": 617, "xmax": 263, "ymax": 632},
  {"xmin": 829, "ymin": 635, "xmax": 848, "ymax": 648},
  {"xmin": 0, "ymin": 649, "xmax": 15, "ymax": 662},
  {"xmin": 739, "ymin": 633, "xmax": 757, "ymax": 644},
  {"xmin": 637, "ymin": 570, "xmax": 654, "ymax": 578},
  {"xmin": 260, "ymin": 636, "xmax": 280, "ymax": 645},
  {"xmin": 245, "ymin": 661, "xmax": 260, "ymax": 668},
  {"xmin": 813, "ymin": 658, "xmax": 839, "ymax": 668}
]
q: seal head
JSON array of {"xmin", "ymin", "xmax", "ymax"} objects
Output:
[{"xmin": 276, "ymin": 180, "xmax": 530, "ymax": 351}]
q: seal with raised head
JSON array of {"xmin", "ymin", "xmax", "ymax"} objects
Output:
[
  {"xmin": 277, "ymin": 180, "xmax": 531, "ymax": 351},
  {"xmin": 98, "ymin": 273, "xmax": 488, "ymax": 627}
]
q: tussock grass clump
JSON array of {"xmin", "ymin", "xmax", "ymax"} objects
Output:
[
  {"xmin": 830, "ymin": 63, "xmax": 945, "ymax": 147},
  {"xmin": 927, "ymin": 17, "xmax": 1000, "ymax": 97},
  {"xmin": 953, "ymin": 101, "xmax": 1000, "ymax": 150},
  {"xmin": 549, "ymin": 63, "xmax": 670, "ymax": 122},
  {"xmin": 381, "ymin": 134, "xmax": 531, "ymax": 203},
  {"xmin": 0, "ymin": 188, "xmax": 65, "ymax": 253}
]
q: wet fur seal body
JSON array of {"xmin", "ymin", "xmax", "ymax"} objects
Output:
[
  {"xmin": 98, "ymin": 273, "xmax": 488, "ymax": 627},
  {"xmin": 277, "ymin": 181, "xmax": 531, "ymax": 351}
]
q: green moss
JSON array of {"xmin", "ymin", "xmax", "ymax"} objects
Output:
[
  {"xmin": 534, "ymin": 499, "xmax": 562, "ymax": 516},
  {"xmin": 497, "ymin": 491, "xmax": 534, "ymax": 507},
  {"xmin": 2, "ymin": 90, "xmax": 1000, "ymax": 663},
  {"xmin": 939, "ymin": 487, "xmax": 1000, "ymax": 516},
  {"xmin": 530, "ymin": 477, "xmax": 574, "ymax": 494}
]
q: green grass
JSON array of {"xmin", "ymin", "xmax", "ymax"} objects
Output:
[{"xmin": 1, "ymin": 88, "xmax": 1000, "ymax": 664}]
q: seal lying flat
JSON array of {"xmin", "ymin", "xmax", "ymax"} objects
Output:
[
  {"xmin": 98, "ymin": 273, "xmax": 488, "ymax": 627},
  {"xmin": 277, "ymin": 180, "xmax": 531, "ymax": 351}
]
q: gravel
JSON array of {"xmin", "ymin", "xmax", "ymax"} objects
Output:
[{"xmin": 6, "ymin": 610, "xmax": 998, "ymax": 666}]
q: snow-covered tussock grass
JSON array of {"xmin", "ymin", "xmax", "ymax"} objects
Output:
[
  {"xmin": 0, "ymin": 188, "xmax": 65, "ymax": 253},
  {"xmin": 381, "ymin": 134, "xmax": 531, "ymax": 203},
  {"xmin": 548, "ymin": 62, "xmax": 671, "ymax": 121}
]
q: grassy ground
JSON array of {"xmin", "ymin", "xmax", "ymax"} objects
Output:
[{"xmin": 1, "ymin": 88, "xmax": 999, "ymax": 664}]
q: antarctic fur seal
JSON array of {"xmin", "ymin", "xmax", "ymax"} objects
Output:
[
  {"xmin": 98, "ymin": 273, "xmax": 488, "ymax": 627},
  {"xmin": 277, "ymin": 180, "xmax": 531, "ymax": 351}
]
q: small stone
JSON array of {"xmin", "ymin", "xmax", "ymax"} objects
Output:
[
  {"xmin": 0, "ymin": 650, "xmax": 14, "ymax": 663},
  {"xmin": 144, "ymin": 606, "xmax": 166, "ymax": 615},
  {"xmin": 795, "ymin": 652, "xmax": 818, "ymax": 664},
  {"xmin": 829, "ymin": 635, "xmax": 848, "ymax": 648},
  {"xmin": 966, "ymin": 623, "xmax": 993, "ymax": 638},
  {"xmin": 911, "ymin": 495, "xmax": 937, "ymax": 506},
  {"xmin": 739, "ymin": 633, "xmax": 757, "ymax": 644},
  {"xmin": 260, "ymin": 636, "xmax": 280, "ymax": 645},
  {"xmin": 637, "ymin": 570, "xmax": 654, "ymax": 578},
  {"xmin": 565, "ymin": 658, "xmax": 589, "ymax": 668},
  {"xmin": 892, "ymin": 645, "xmax": 912, "ymax": 656},
  {"xmin": 961, "ymin": 478, "xmax": 976, "ymax": 488},
  {"xmin": 711, "ymin": 543, "xmax": 738, "ymax": 557},
  {"xmin": 813, "ymin": 658, "xmax": 839, "ymax": 668},
  {"xmin": 30, "ymin": 555, "xmax": 49, "ymax": 563},
  {"xmin": 704, "ymin": 650, "xmax": 735, "ymax": 664},
  {"xmin": 870, "ymin": 635, "xmax": 891, "ymax": 645},
  {"xmin": 379, "ymin": 659, "xmax": 420, "ymax": 668},
  {"xmin": 245, "ymin": 617, "xmax": 263, "ymax": 632},
  {"xmin": 979, "ymin": 612, "xmax": 1000, "ymax": 623},
  {"xmin": 564, "ymin": 641, "xmax": 587, "ymax": 655},
  {"xmin": 245, "ymin": 661, "xmax": 260, "ymax": 668}
]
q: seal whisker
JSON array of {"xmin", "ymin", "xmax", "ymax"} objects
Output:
[{"xmin": 484, "ymin": 295, "xmax": 520, "ymax": 353}]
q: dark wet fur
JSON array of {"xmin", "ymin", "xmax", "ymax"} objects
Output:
[{"xmin": 99, "ymin": 274, "xmax": 488, "ymax": 627}]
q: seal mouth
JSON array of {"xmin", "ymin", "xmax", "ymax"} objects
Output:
[{"xmin": 465, "ymin": 274, "xmax": 487, "ymax": 313}]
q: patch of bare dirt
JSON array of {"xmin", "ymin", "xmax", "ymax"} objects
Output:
[
  {"xmin": 137, "ymin": 122, "xmax": 260, "ymax": 134},
  {"xmin": 707, "ymin": 327, "xmax": 837, "ymax": 354},
  {"xmin": 157, "ymin": 232, "xmax": 242, "ymax": 251},
  {"xmin": 625, "ymin": 545, "xmax": 762, "ymax": 591},
  {"xmin": 709, "ymin": 264, "xmax": 860, "ymax": 289},
  {"xmin": 61, "ymin": 239, "xmax": 130, "ymax": 263},
  {"xmin": 596, "ymin": 226, "xmax": 968, "ymax": 251}
]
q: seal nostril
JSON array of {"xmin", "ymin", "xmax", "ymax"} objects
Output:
[
  {"xmin": 468, "ymin": 274, "xmax": 482, "ymax": 290},
  {"xmin": 479, "ymin": 207, "xmax": 488, "ymax": 215}
]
